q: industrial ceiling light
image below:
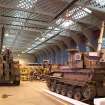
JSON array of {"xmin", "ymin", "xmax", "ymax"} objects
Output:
[
  {"xmin": 22, "ymin": 51, "xmax": 25, "ymax": 54},
  {"xmin": 3, "ymin": 45, "xmax": 6, "ymax": 49},
  {"xmin": 46, "ymin": 33, "xmax": 53, "ymax": 37},
  {"xmin": 27, "ymin": 48, "xmax": 31, "ymax": 50},
  {"xmin": 2, "ymin": 49, "xmax": 4, "ymax": 52},
  {"xmin": 5, "ymin": 33, "xmax": 9, "ymax": 37},
  {"xmin": 40, "ymin": 37, "xmax": 46, "ymax": 41},
  {"xmin": 48, "ymin": 27, "xmax": 53, "ymax": 29},
  {"xmin": 54, "ymin": 28, "xmax": 60, "ymax": 30}
]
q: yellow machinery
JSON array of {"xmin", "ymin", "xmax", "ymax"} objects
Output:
[{"xmin": 20, "ymin": 66, "xmax": 31, "ymax": 81}]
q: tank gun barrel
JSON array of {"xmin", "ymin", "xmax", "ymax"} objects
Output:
[{"xmin": 97, "ymin": 21, "xmax": 105, "ymax": 52}]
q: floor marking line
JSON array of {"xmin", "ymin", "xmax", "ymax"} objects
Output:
[
  {"xmin": 44, "ymin": 92, "xmax": 68, "ymax": 105},
  {"xmin": 43, "ymin": 89, "xmax": 89, "ymax": 105},
  {"xmin": 94, "ymin": 98, "xmax": 105, "ymax": 105}
]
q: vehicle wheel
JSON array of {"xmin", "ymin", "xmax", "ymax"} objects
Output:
[
  {"xmin": 50, "ymin": 83, "xmax": 56, "ymax": 92},
  {"xmin": 56, "ymin": 84, "xmax": 61, "ymax": 94},
  {"xmin": 14, "ymin": 81, "xmax": 20, "ymax": 86},
  {"xmin": 37, "ymin": 76, "xmax": 40, "ymax": 80},
  {"xmin": 67, "ymin": 86, "xmax": 73, "ymax": 98},
  {"xmin": 61, "ymin": 85, "xmax": 67, "ymax": 96},
  {"xmin": 82, "ymin": 86, "xmax": 96, "ymax": 99},
  {"xmin": 73, "ymin": 88, "xmax": 82, "ymax": 101},
  {"xmin": 47, "ymin": 80, "xmax": 51, "ymax": 88}
]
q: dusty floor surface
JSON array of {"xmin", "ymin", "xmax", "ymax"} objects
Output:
[{"xmin": 0, "ymin": 81, "xmax": 69, "ymax": 105}]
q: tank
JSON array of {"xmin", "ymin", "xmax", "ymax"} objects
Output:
[
  {"xmin": 0, "ymin": 48, "xmax": 20, "ymax": 85},
  {"xmin": 46, "ymin": 21, "xmax": 105, "ymax": 101},
  {"xmin": 46, "ymin": 49, "xmax": 105, "ymax": 100}
]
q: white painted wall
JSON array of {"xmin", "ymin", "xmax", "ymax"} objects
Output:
[{"xmin": 14, "ymin": 54, "xmax": 35, "ymax": 64}]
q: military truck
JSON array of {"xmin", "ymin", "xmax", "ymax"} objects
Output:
[
  {"xmin": 0, "ymin": 48, "xmax": 20, "ymax": 85},
  {"xmin": 46, "ymin": 21, "xmax": 105, "ymax": 101}
]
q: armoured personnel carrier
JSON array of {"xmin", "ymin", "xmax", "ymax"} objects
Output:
[
  {"xmin": 46, "ymin": 21, "xmax": 105, "ymax": 100},
  {"xmin": 0, "ymin": 48, "xmax": 20, "ymax": 85}
]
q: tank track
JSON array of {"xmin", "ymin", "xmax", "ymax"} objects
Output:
[{"xmin": 47, "ymin": 79, "xmax": 96, "ymax": 104}]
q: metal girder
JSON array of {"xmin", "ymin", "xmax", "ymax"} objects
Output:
[
  {"xmin": 0, "ymin": 15, "xmax": 48, "ymax": 23},
  {"xmin": 60, "ymin": 30, "xmax": 87, "ymax": 48},
  {"xmin": 39, "ymin": 45, "xmax": 59, "ymax": 62},
  {"xmin": 43, "ymin": 47, "xmax": 53, "ymax": 55},
  {"xmin": 26, "ymin": 29, "xmax": 64, "ymax": 53},
  {"xmin": 0, "ymin": 23, "xmax": 49, "ymax": 31},
  {"xmin": 66, "ymin": 29, "xmax": 96, "ymax": 50},
  {"xmin": 39, "ymin": 49, "xmax": 48, "ymax": 58},
  {"xmin": 59, "ymin": 17, "xmax": 100, "ymax": 36},
  {"xmin": 50, "ymin": 45, "xmax": 61, "ymax": 52},
  {"xmin": 78, "ymin": 15, "xmax": 102, "ymax": 28},
  {"xmin": 76, "ymin": 1, "xmax": 105, "ymax": 16},
  {"xmin": 67, "ymin": 31, "xmax": 79, "ymax": 45},
  {"xmin": 45, "ymin": 43, "xmax": 58, "ymax": 48},
  {"xmin": 4, "ymin": 26, "xmax": 42, "ymax": 33},
  {"xmin": 87, "ymin": 5, "xmax": 105, "ymax": 14},
  {"xmin": 0, "ymin": 4, "xmax": 55, "ymax": 17},
  {"xmin": 78, "ymin": 23, "xmax": 97, "ymax": 49},
  {"xmin": 58, "ymin": 36, "xmax": 77, "ymax": 48},
  {"xmin": 44, "ymin": 45, "xmax": 56, "ymax": 56},
  {"xmin": 69, "ymin": 31, "xmax": 87, "ymax": 44},
  {"xmin": 51, "ymin": 39, "xmax": 67, "ymax": 50},
  {"xmin": 59, "ymin": 22, "xmax": 98, "ymax": 50},
  {"xmin": 66, "ymin": 30, "xmax": 89, "ymax": 51},
  {"xmin": 53, "ymin": 0, "xmax": 79, "ymax": 20},
  {"xmin": 60, "ymin": 29, "xmax": 77, "ymax": 46},
  {"xmin": 0, "ymin": 15, "xmax": 49, "ymax": 26}
]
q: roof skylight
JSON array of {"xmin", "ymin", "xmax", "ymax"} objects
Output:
[
  {"xmin": 68, "ymin": 7, "xmax": 89, "ymax": 20},
  {"xmin": 56, "ymin": 18, "xmax": 64, "ymax": 25},
  {"xmin": 95, "ymin": 0, "xmax": 105, "ymax": 6},
  {"xmin": 17, "ymin": 0, "xmax": 37, "ymax": 9}
]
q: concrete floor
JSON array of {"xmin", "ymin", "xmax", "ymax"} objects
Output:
[{"xmin": 0, "ymin": 81, "xmax": 69, "ymax": 105}]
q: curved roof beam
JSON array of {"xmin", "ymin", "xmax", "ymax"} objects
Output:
[
  {"xmin": 51, "ymin": 39, "xmax": 68, "ymax": 50},
  {"xmin": 57, "ymin": 36, "xmax": 77, "ymax": 49},
  {"xmin": 62, "ymin": 27, "xmax": 96, "ymax": 50}
]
